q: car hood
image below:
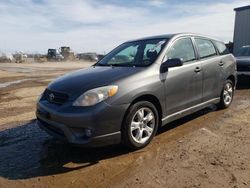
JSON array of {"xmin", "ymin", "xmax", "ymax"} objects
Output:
[
  {"xmin": 48, "ymin": 66, "xmax": 143, "ymax": 100},
  {"xmin": 235, "ymin": 56, "xmax": 250, "ymax": 65}
]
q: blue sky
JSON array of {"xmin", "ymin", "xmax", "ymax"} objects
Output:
[{"xmin": 0, "ymin": 0, "xmax": 249, "ymax": 54}]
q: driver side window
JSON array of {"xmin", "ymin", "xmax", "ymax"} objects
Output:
[{"xmin": 166, "ymin": 38, "xmax": 196, "ymax": 63}]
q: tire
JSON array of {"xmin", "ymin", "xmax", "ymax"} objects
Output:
[
  {"xmin": 217, "ymin": 80, "xmax": 234, "ymax": 109},
  {"xmin": 122, "ymin": 101, "xmax": 159, "ymax": 149}
]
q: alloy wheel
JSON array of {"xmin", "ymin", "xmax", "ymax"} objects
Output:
[{"xmin": 130, "ymin": 107, "xmax": 155, "ymax": 144}]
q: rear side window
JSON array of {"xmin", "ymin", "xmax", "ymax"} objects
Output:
[
  {"xmin": 166, "ymin": 38, "xmax": 196, "ymax": 63},
  {"xmin": 195, "ymin": 38, "xmax": 217, "ymax": 59},
  {"xmin": 213, "ymin": 41, "xmax": 229, "ymax": 55}
]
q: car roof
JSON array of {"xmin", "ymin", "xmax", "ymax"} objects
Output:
[{"xmin": 127, "ymin": 33, "xmax": 223, "ymax": 43}]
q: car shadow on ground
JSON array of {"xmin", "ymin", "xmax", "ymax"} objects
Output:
[
  {"xmin": 0, "ymin": 106, "xmax": 216, "ymax": 180},
  {"xmin": 0, "ymin": 120, "xmax": 130, "ymax": 180},
  {"xmin": 237, "ymin": 75, "xmax": 250, "ymax": 90}
]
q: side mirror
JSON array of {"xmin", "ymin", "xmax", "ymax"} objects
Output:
[{"xmin": 160, "ymin": 58, "xmax": 183, "ymax": 73}]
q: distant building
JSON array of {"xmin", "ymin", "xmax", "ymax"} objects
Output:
[{"xmin": 233, "ymin": 5, "xmax": 250, "ymax": 54}]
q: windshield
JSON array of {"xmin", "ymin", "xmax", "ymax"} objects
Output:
[
  {"xmin": 96, "ymin": 39, "xmax": 168, "ymax": 67},
  {"xmin": 236, "ymin": 46, "xmax": 250, "ymax": 57}
]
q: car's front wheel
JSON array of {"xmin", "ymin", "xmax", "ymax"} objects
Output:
[{"xmin": 122, "ymin": 101, "xmax": 159, "ymax": 149}]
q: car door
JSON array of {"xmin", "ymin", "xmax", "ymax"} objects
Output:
[
  {"xmin": 163, "ymin": 37, "xmax": 203, "ymax": 116},
  {"xmin": 194, "ymin": 38, "xmax": 224, "ymax": 102}
]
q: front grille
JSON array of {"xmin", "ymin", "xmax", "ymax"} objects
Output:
[
  {"xmin": 237, "ymin": 64, "xmax": 250, "ymax": 72},
  {"xmin": 44, "ymin": 89, "xmax": 69, "ymax": 105},
  {"xmin": 38, "ymin": 118, "xmax": 65, "ymax": 137}
]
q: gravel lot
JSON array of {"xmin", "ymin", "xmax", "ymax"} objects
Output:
[{"xmin": 0, "ymin": 62, "xmax": 249, "ymax": 188}]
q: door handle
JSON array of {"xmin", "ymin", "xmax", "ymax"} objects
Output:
[
  {"xmin": 219, "ymin": 61, "xmax": 224, "ymax": 66},
  {"xmin": 194, "ymin": 67, "xmax": 201, "ymax": 73}
]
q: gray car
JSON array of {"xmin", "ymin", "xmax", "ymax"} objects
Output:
[{"xmin": 36, "ymin": 33, "xmax": 237, "ymax": 149}]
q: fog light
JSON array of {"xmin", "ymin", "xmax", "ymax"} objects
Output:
[{"xmin": 85, "ymin": 129, "xmax": 92, "ymax": 137}]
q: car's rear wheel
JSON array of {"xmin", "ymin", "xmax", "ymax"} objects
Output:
[
  {"xmin": 122, "ymin": 101, "xmax": 159, "ymax": 149},
  {"xmin": 217, "ymin": 80, "xmax": 234, "ymax": 109}
]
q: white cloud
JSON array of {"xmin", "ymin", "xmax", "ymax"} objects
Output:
[
  {"xmin": 148, "ymin": 0, "xmax": 165, "ymax": 7},
  {"xmin": 0, "ymin": 0, "xmax": 249, "ymax": 54}
]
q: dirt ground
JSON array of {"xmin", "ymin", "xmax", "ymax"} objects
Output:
[{"xmin": 0, "ymin": 62, "xmax": 249, "ymax": 188}]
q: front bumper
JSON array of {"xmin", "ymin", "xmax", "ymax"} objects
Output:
[{"xmin": 36, "ymin": 100, "xmax": 129, "ymax": 147}]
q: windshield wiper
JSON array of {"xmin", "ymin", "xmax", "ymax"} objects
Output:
[
  {"xmin": 110, "ymin": 64, "xmax": 134, "ymax": 67},
  {"xmin": 95, "ymin": 63, "xmax": 109, "ymax": 66},
  {"xmin": 96, "ymin": 62, "xmax": 147, "ymax": 67},
  {"xmin": 96, "ymin": 63, "xmax": 134, "ymax": 67}
]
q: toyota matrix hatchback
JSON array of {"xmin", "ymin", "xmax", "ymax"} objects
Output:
[{"xmin": 36, "ymin": 33, "xmax": 236, "ymax": 149}]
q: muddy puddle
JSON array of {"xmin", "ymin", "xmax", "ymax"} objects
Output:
[{"xmin": 0, "ymin": 79, "xmax": 31, "ymax": 88}]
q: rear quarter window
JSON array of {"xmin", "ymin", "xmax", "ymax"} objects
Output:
[
  {"xmin": 195, "ymin": 38, "xmax": 217, "ymax": 59},
  {"xmin": 213, "ymin": 41, "xmax": 229, "ymax": 55}
]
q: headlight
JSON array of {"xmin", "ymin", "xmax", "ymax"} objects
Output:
[{"xmin": 73, "ymin": 85, "xmax": 118, "ymax": 107}]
